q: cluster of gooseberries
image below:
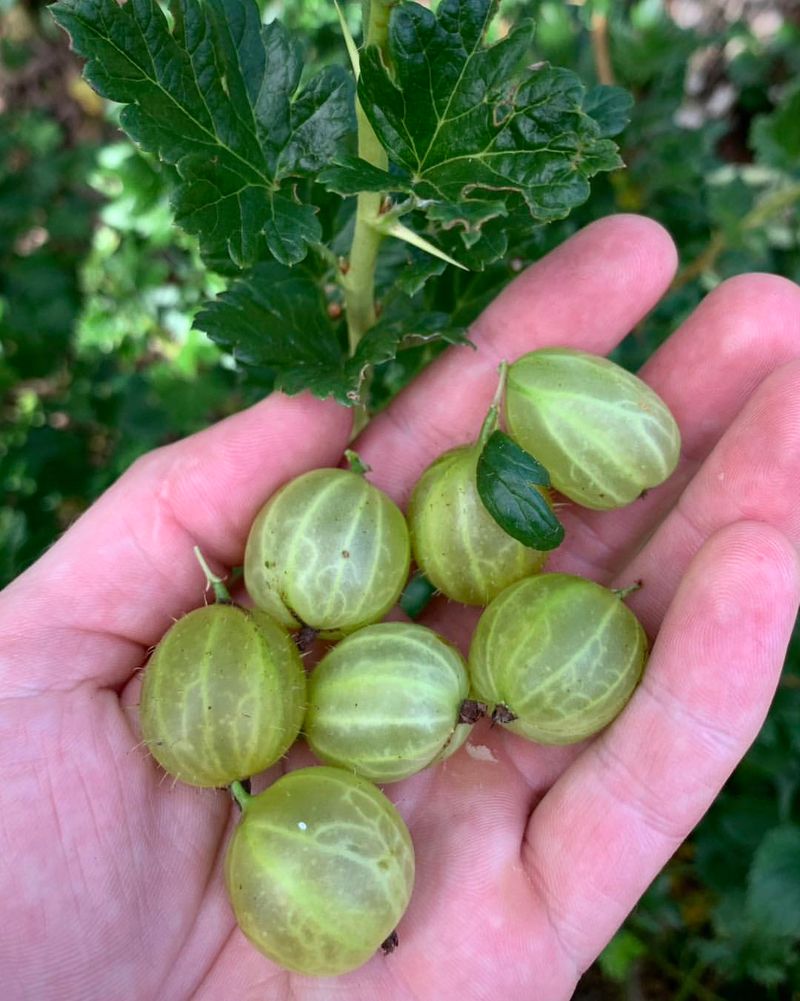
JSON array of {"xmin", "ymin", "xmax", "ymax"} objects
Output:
[{"xmin": 138, "ymin": 347, "xmax": 681, "ymax": 978}]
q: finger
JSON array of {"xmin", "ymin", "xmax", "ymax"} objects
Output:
[
  {"xmin": 559, "ymin": 273, "xmax": 800, "ymax": 577},
  {"xmin": 0, "ymin": 393, "xmax": 351, "ymax": 694},
  {"xmin": 521, "ymin": 521, "xmax": 800, "ymax": 975},
  {"xmin": 357, "ymin": 214, "xmax": 678, "ymax": 504},
  {"xmin": 617, "ymin": 359, "xmax": 800, "ymax": 636}
]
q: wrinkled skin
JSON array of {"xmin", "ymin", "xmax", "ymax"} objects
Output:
[{"xmin": 3, "ymin": 216, "xmax": 800, "ymax": 1001}]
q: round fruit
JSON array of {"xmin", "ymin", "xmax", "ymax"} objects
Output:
[
  {"xmin": 225, "ymin": 766, "xmax": 415, "ymax": 976},
  {"xmin": 505, "ymin": 347, "xmax": 681, "ymax": 510},
  {"xmin": 305, "ymin": 622, "xmax": 472, "ymax": 782},
  {"xmin": 468, "ymin": 573, "xmax": 647, "ymax": 744},
  {"xmin": 244, "ymin": 468, "xmax": 410, "ymax": 638},
  {"xmin": 408, "ymin": 444, "xmax": 550, "ymax": 605},
  {"xmin": 139, "ymin": 604, "xmax": 306, "ymax": 787}
]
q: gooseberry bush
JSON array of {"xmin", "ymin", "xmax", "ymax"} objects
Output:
[{"xmin": 50, "ymin": 0, "xmax": 689, "ymax": 980}]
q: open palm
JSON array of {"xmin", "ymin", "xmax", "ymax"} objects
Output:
[{"xmin": 3, "ymin": 216, "xmax": 800, "ymax": 1001}]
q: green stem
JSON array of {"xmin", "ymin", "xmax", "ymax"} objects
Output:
[
  {"xmin": 342, "ymin": 1, "xmax": 394, "ymax": 354},
  {"xmin": 230, "ymin": 780, "xmax": 253, "ymax": 812},
  {"xmin": 673, "ymin": 180, "xmax": 800, "ymax": 291},
  {"xmin": 742, "ymin": 179, "xmax": 800, "ymax": 231},
  {"xmin": 193, "ymin": 546, "xmax": 232, "ymax": 604},
  {"xmin": 344, "ymin": 448, "xmax": 372, "ymax": 475},
  {"xmin": 477, "ymin": 361, "xmax": 509, "ymax": 450}
]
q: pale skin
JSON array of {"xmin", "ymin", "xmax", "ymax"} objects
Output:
[{"xmin": 2, "ymin": 215, "xmax": 800, "ymax": 1001}]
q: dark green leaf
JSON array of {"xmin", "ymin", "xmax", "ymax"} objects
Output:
[
  {"xmin": 358, "ymin": 0, "xmax": 623, "ymax": 241},
  {"xmin": 747, "ymin": 825, "xmax": 800, "ymax": 939},
  {"xmin": 751, "ymin": 83, "xmax": 800, "ymax": 175},
  {"xmin": 477, "ymin": 431, "xmax": 564, "ymax": 550},
  {"xmin": 369, "ymin": 296, "xmax": 470, "ymax": 348},
  {"xmin": 194, "ymin": 262, "xmax": 347, "ymax": 400},
  {"xmin": 598, "ymin": 930, "xmax": 647, "ymax": 983},
  {"xmin": 318, "ymin": 156, "xmax": 409, "ymax": 195},
  {"xmin": 51, "ymin": 0, "xmax": 355, "ymax": 269},
  {"xmin": 399, "ymin": 572, "xmax": 437, "ymax": 619},
  {"xmin": 583, "ymin": 85, "xmax": 634, "ymax": 138},
  {"xmin": 263, "ymin": 195, "xmax": 322, "ymax": 267},
  {"xmin": 427, "ymin": 200, "xmax": 509, "ymax": 248},
  {"xmin": 393, "ymin": 256, "xmax": 447, "ymax": 297},
  {"xmin": 194, "ymin": 263, "xmax": 467, "ymax": 404}
]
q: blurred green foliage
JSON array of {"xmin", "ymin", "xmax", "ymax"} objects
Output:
[
  {"xmin": 1, "ymin": 0, "xmax": 800, "ymax": 996},
  {"xmin": 0, "ymin": 104, "xmax": 238, "ymax": 582}
]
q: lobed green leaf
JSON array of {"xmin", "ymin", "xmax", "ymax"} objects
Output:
[
  {"xmin": 50, "ymin": 0, "xmax": 355, "ymax": 269},
  {"xmin": 356, "ymin": 0, "xmax": 624, "ymax": 242},
  {"xmin": 194, "ymin": 262, "xmax": 467, "ymax": 405}
]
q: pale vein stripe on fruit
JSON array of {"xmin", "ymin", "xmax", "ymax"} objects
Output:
[
  {"xmin": 283, "ymin": 475, "xmax": 343, "ymax": 621},
  {"xmin": 199, "ymin": 611, "xmax": 229, "ymax": 781},
  {"xmin": 347, "ymin": 492, "xmax": 392, "ymax": 626},
  {"xmin": 455, "ymin": 468, "xmax": 487, "ymax": 599},
  {"xmin": 338, "ymin": 638, "xmax": 463, "ymax": 682},
  {"xmin": 254, "ymin": 824, "xmax": 403, "ymax": 906},
  {"xmin": 322, "ymin": 644, "xmax": 466, "ymax": 684},
  {"xmin": 314, "ymin": 672, "xmax": 460, "ymax": 704},
  {"xmin": 514, "ymin": 601, "xmax": 623, "ymax": 710},
  {"xmin": 240, "ymin": 621, "xmax": 263, "ymax": 770},
  {"xmin": 240, "ymin": 850, "xmax": 363, "ymax": 965},
  {"xmin": 500, "ymin": 586, "xmax": 573, "ymax": 677},
  {"xmin": 515, "ymin": 379, "xmax": 676, "ymax": 471},
  {"xmin": 322, "ymin": 487, "xmax": 371, "ymax": 624}
]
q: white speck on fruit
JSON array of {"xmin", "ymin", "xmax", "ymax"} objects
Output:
[{"xmin": 297, "ymin": 821, "xmax": 308, "ymax": 830}]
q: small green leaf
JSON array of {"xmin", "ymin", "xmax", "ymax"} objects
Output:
[
  {"xmin": 194, "ymin": 263, "xmax": 468, "ymax": 405},
  {"xmin": 476, "ymin": 431, "xmax": 564, "ymax": 551},
  {"xmin": 747, "ymin": 825, "xmax": 800, "ymax": 939},
  {"xmin": 583, "ymin": 85, "xmax": 634, "ymax": 138},
  {"xmin": 399, "ymin": 572, "xmax": 437, "ymax": 620},
  {"xmin": 369, "ymin": 296, "xmax": 470, "ymax": 348},
  {"xmin": 427, "ymin": 200, "xmax": 509, "ymax": 248},
  {"xmin": 318, "ymin": 156, "xmax": 409, "ymax": 195},
  {"xmin": 751, "ymin": 83, "xmax": 800, "ymax": 174},
  {"xmin": 263, "ymin": 196, "xmax": 322, "ymax": 267},
  {"xmin": 393, "ymin": 257, "xmax": 447, "ymax": 297},
  {"xmin": 194, "ymin": 262, "xmax": 344, "ymax": 399}
]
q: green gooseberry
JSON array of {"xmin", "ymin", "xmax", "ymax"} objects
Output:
[
  {"xmin": 304, "ymin": 622, "xmax": 473, "ymax": 783},
  {"xmin": 139, "ymin": 604, "xmax": 306, "ymax": 787},
  {"xmin": 469, "ymin": 573, "xmax": 648, "ymax": 744},
  {"xmin": 505, "ymin": 347, "xmax": 681, "ymax": 510},
  {"xmin": 244, "ymin": 468, "xmax": 410, "ymax": 638},
  {"xmin": 225, "ymin": 766, "xmax": 415, "ymax": 977},
  {"xmin": 407, "ymin": 443, "xmax": 551, "ymax": 605}
]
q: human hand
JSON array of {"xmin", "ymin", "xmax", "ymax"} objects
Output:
[{"xmin": 2, "ymin": 215, "xmax": 799, "ymax": 1001}]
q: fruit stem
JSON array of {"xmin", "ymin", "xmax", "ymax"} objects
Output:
[
  {"xmin": 614, "ymin": 580, "xmax": 643, "ymax": 600},
  {"xmin": 193, "ymin": 546, "xmax": 232, "ymax": 604},
  {"xmin": 477, "ymin": 361, "xmax": 509, "ymax": 450},
  {"xmin": 230, "ymin": 780, "xmax": 253, "ymax": 812},
  {"xmin": 344, "ymin": 448, "xmax": 372, "ymax": 475}
]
